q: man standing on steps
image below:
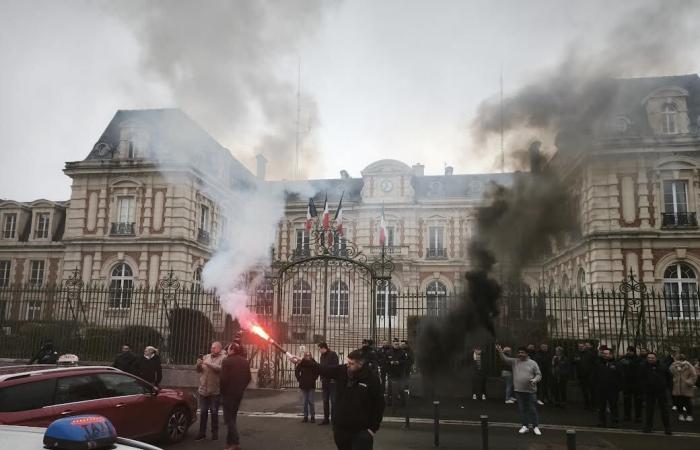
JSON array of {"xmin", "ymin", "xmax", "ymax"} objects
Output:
[
  {"xmin": 319, "ymin": 342, "xmax": 339, "ymax": 425},
  {"xmin": 496, "ymin": 344, "xmax": 543, "ymax": 436}
]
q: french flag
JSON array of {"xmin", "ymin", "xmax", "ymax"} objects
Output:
[
  {"xmin": 334, "ymin": 192, "xmax": 344, "ymax": 236},
  {"xmin": 306, "ymin": 198, "xmax": 317, "ymax": 232},
  {"xmin": 322, "ymin": 194, "xmax": 330, "ymax": 230},
  {"xmin": 379, "ymin": 205, "xmax": 387, "ymax": 246}
]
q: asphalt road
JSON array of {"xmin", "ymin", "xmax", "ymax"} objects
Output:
[{"xmin": 165, "ymin": 414, "xmax": 700, "ymax": 450}]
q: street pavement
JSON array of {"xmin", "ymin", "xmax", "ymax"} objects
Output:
[{"xmin": 162, "ymin": 389, "xmax": 700, "ymax": 450}]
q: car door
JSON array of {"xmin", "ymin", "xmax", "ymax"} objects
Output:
[
  {"xmin": 40, "ymin": 374, "xmax": 115, "ymax": 427},
  {"xmin": 0, "ymin": 378, "xmax": 56, "ymax": 426},
  {"xmin": 95, "ymin": 372, "xmax": 158, "ymax": 438}
]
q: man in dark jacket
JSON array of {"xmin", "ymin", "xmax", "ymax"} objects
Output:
[
  {"xmin": 296, "ymin": 349, "xmax": 384, "ymax": 450},
  {"xmin": 296, "ymin": 351, "xmax": 320, "ymax": 422},
  {"xmin": 220, "ymin": 341, "xmax": 252, "ymax": 450},
  {"xmin": 29, "ymin": 340, "xmax": 58, "ymax": 365},
  {"xmin": 593, "ymin": 348, "xmax": 622, "ymax": 427},
  {"xmin": 641, "ymin": 352, "xmax": 672, "ymax": 435},
  {"xmin": 574, "ymin": 342, "xmax": 596, "ymax": 409},
  {"xmin": 400, "ymin": 340, "xmax": 414, "ymax": 377},
  {"xmin": 113, "ymin": 344, "xmax": 139, "ymax": 375},
  {"xmin": 551, "ymin": 346, "xmax": 571, "ymax": 408},
  {"xmin": 138, "ymin": 346, "xmax": 163, "ymax": 386},
  {"xmin": 534, "ymin": 343, "xmax": 553, "ymax": 404},
  {"xmin": 619, "ymin": 345, "xmax": 643, "ymax": 422},
  {"xmin": 360, "ymin": 339, "xmax": 379, "ymax": 377},
  {"xmin": 377, "ymin": 340, "xmax": 391, "ymax": 393},
  {"xmin": 386, "ymin": 339, "xmax": 408, "ymax": 407},
  {"xmin": 319, "ymin": 342, "xmax": 340, "ymax": 425}
]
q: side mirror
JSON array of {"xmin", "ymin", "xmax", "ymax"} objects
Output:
[{"xmin": 148, "ymin": 387, "xmax": 159, "ymax": 396}]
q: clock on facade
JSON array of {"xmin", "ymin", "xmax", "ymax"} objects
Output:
[{"xmin": 381, "ymin": 179, "xmax": 393, "ymax": 193}]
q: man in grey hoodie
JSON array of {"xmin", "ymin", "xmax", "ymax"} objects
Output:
[{"xmin": 496, "ymin": 344, "xmax": 543, "ymax": 435}]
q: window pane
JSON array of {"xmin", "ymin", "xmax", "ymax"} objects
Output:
[
  {"xmin": 97, "ymin": 373, "xmax": 148, "ymax": 396},
  {"xmin": 0, "ymin": 260, "xmax": 10, "ymax": 287},
  {"xmin": 118, "ymin": 197, "xmax": 135, "ymax": 222},
  {"xmin": 0, "ymin": 379, "xmax": 56, "ymax": 412},
  {"xmin": 54, "ymin": 375, "xmax": 103, "ymax": 404}
]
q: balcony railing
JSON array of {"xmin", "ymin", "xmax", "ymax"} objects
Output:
[
  {"xmin": 110, "ymin": 222, "xmax": 135, "ymax": 236},
  {"xmin": 426, "ymin": 247, "xmax": 447, "ymax": 259},
  {"xmin": 292, "ymin": 247, "xmax": 311, "ymax": 260},
  {"xmin": 661, "ymin": 212, "xmax": 698, "ymax": 229},
  {"xmin": 368, "ymin": 245, "xmax": 409, "ymax": 256},
  {"xmin": 197, "ymin": 228, "xmax": 211, "ymax": 244}
]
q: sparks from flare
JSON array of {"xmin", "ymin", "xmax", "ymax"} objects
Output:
[{"xmin": 246, "ymin": 321, "xmax": 295, "ymax": 360}]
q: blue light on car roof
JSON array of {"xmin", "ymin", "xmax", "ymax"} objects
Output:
[{"xmin": 43, "ymin": 415, "xmax": 117, "ymax": 450}]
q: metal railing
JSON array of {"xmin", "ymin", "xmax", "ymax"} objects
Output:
[
  {"xmin": 109, "ymin": 222, "xmax": 135, "ymax": 236},
  {"xmin": 197, "ymin": 228, "xmax": 210, "ymax": 244},
  {"xmin": 426, "ymin": 247, "xmax": 447, "ymax": 258},
  {"xmin": 661, "ymin": 212, "xmax": 698, "ymax": 228}
]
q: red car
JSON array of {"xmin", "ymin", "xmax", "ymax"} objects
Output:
[{"xmin": 0, "ymin": 365, "xmax": 196, "ymax": 443}]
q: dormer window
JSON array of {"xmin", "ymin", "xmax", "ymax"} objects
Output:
[
  {"xmin": 661, "ymin": 102, "xmax": 678, "ymax": 134},
  {"xmin": 34, "ymin": 213, "xmax": 50, "ymax": 239},
  {"xmin": 3, "ymin": 213, "xmax": 17, "ymax": 239}
]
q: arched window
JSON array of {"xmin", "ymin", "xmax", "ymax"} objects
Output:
[
  {"xmin": 292, "ymin": 280, "xmax": 312, "ymax": 316},
  {"xmin": 255, "ymin": 279, "xmax": 274, "ymax": 316},
  {"xmin": 661, "ymin": 103, "xmax": 678, "ymax": 134},
  {"xmin": 426, "ymin": 280, "xmax": 448, "ymax": 316},
  {"xmin": 663, "ymin": 263, "xmax": 699, "ymax": 319},
  {"xmin": 561, "ymin": 274, "xmax": 570, "ymax": 292},
  {"xmin": 109, "ymin": 263, "xmax": 133, "ymax": 309},
  {"xmin": 576, "ymin": 269, "xmax": 586, "ymax": 292},
  {"xmin": 376, "ymin": 282, "xmax": 398, "ymax": 318},
  {"xmin": 329, "ymin": 280, "xmax": 349, "ymax": 316}
]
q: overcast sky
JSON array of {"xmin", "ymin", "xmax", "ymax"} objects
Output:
[{"xmin": 1, "ymin": 0, "xmax": 699, "ymax": 201}]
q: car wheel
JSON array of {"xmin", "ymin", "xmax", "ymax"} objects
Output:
[{"xmin": 163, "ymin": 406, "xmax": 190, "ymax": 443}]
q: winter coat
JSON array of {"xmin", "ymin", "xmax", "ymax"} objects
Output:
[
  {"xmin": 641, "ymin": 362, "xmax": 671, "ymax": 395},
  {"xmin": 29, "ymin": 345, "xmax": 58, "ymax": 365},
  {"xmin": 138, "ymin": 354, "xmax": 163, "ymax": 386},
  {"xmin": 197, "ymin": 352, "xmax": 226, "ymax": 396},
  {"xmin": 320, "ymin": 350, "xmax": 340, "ymax": 383},
  {"xmin": 113, "ymin": 351, "xmax": 140, "ymax": 375},
  {"xmin": 360, "ymin": 345, "xmax": 380, "ymax": 376},
  {"xmin": 385, "ymin": 348, "xmax": 408, "ymax": 379},
  {"xmin": 670, "ymin": 360, "xmax": 698, "ymax": 398},
  {"xmin": 619, "ymin": 354, "xmax": 643, "ymax": 391},
  {"xmin": 303, "ymin": 360, "xmax": 384, "ymax": 433},
  {"xmin": 295, "ymin": 359, "xmax": 320, "ymax": 389},
  {"xmin": 534, "ymin": 350, "xmax": 552, "ymax": 378},
  {"xmin": 593, "ymin": 359, "xmax": 622, "ymax": 393},
  {"xmin": 574, "ymin": 349, "xmax": 596, "ymax": 379},
  {"xmin": 220, "ymin": 354, "xmax": 251, "ymax": 402},
  {"xmin": 551, "ymin": 355, "xmax": 571, "ymax": 380}
]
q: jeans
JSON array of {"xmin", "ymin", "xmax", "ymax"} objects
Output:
[
  {"xmin": 198, "ymin": 394, "xmax": 220, "ymax": 436},
  {"xmin": 515, "ymin": 392, "xmax": 539, "ymax": 427},
  {"xmin": 644, "ymin": 391, "xmax": 670, "ymax": 432},
  {"xmin": 322, "ymin": 381, "xmax": 336, "ymax": 420},
  {"xmin": 623, "ymin": 388, "xmax": 643, "ymax": 420},
  {"xmin": 503, "ymin": 372, "xmax": 514, "ymax": 400},
  {"xmin": 387, "ymin": 377, "xmax": 407, "ymax": 406},
  {"xmin": 302, "ymin": 389, "xmax": 315, "ymax": 418},
  {"xmin": 333, "ymin": 429, "xmax": 374, "ymax": 450},
  {"xmin": 222, "ymin": 397, "xmax": 242, "ymax": 445}
]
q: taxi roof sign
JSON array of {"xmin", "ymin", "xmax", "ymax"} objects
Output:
[{"xmin": 43, "ymin": 415, "xmax": 117, "ymax": 450}]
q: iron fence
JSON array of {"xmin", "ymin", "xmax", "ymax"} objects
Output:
[{"xmin": 0, "ymin": 271, "xmax": 697, "ymax": 387}]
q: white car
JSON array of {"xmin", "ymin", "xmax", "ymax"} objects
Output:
[{"xmin": 0, "ymin": 415, "xmax": 162, "ymax": 450}]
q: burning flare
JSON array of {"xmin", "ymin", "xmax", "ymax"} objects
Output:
[{"xmin": 246, "ymin": 321, "xmax": 294, "ymax": 360}]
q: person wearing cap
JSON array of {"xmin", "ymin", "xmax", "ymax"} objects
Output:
[
  {"xmin": 319, "ymin": 342, "xmax": 340, "ymax": 425},
  {"xmin": 294, "ymin": 349, "xmax": 384, "ymax": 450}
]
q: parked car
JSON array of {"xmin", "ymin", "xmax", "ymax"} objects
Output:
[{"xmin": 0, "ymin": 365, "xmax": 196, "ymax": 443}]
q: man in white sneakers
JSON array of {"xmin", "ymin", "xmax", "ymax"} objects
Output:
[{"xmin": 497, "ymin": 344, "xmax": 543, "ymax": 435}]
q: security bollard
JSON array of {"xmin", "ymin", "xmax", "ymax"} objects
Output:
[
  {"xmin": 433, "ymin": 400, "xmax": 440, "ymax": 447},
  {"xmin": 566, "ymin": 429, "xmax": 576, "ymax": 450},
  {"xmin": 404, "ymin": 389, "xmax": 410, "ymax": 428},
  {"xmin": 480, "ymin": 415, "xmax": 489, "ymax": 450}
]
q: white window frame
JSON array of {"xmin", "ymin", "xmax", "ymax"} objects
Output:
[
  {"xmin": 663, "ymin": 180, "xmax": 689, "ymax": 215},
  {"xmin": 329, "ymin": 280, "xmax": 349, "ymax": 317},
  {"xmin": 254, "ymin": 279, "xmax": 274, "ymax": 316},
  {"xmin": 34, "ymin": 212, "xmax": 50, "ymax": 239},
  {"xmin": 28, "ymin": 260, "xmax": 45, "ymax": 287},
  {"xmin": 376, "ymin": 282, "xmax": 398, "ymax": 318},
  {"xmin": 109, "ymin": 263, "xmax": 134, "ymax": 309},
  {"xmin": 0, "ymin": 260, "xmax": 11, "ymax": 287},
  {"xmin": 292, "ymin": 281, "xmax": 311, "ymax": 316},
  {"xmin": 295, "ymin": 229, "xmax": 310, "ymax": 254},
  {"xmin": 116, "ymin": 196, "xmax": 136, "ymax": 223},
  {"xmin": 26, "ymin": 301, "xmax": 42, "ymax": 321},
  {"xmin": 426, "ymin": 280, "xmax": 448, "ymax": 316},
  {"xmin": 661, "ymin": 103, "xmax": 678, "ymax": 134},
  {"xmin": 663, "ymin": 263, "xmax": 699, "ymax": 320},
  {"xmin": 200, "ymin": 204, "xmax": 210, "ymax": 232},
  {"xmin": 3, "ymin": 213, "xmax": 17, "ymax": 239}
]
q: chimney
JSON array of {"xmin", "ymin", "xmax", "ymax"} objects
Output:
[
  {"xmin": 412, "ymin": 163, "xmax": 424, "ymax": 176},
  {"xmin": 529, "ymin": 141, "xmax": 542, "ymax": 174},
  {"xmin": 255, "ymin": 153, "xmax": 268, "ymax": 180},
  {"xmin": 340, "ymin": 170, "xmax": 350, "ymax": 179},
  {"xmin": 444, "ymin": 166, "xmax": 454, "ymax": 176}
]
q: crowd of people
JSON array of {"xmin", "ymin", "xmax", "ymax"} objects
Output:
[{"xmin": 493, "ymin": 342, "xmax": 699, "ymax": 435}]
